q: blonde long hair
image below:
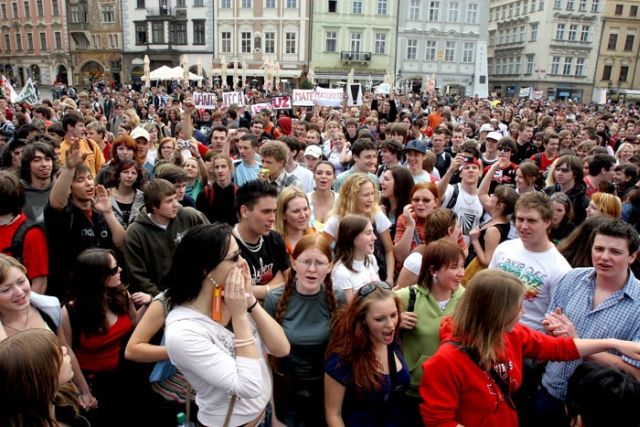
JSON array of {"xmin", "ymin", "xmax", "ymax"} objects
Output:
[
  {"xmin": 331, "ymin": 173, "xmax": 380, "ymax": 221},
  {"xmin": 275, "ymin": 187, "xmax": 311, "ymax": 238}
]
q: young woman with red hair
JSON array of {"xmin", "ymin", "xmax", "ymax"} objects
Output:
[
  {"xmin": 265, "ymin": 234, "xmax": 345, "ymax": 427},
  {"xmin": 324, "ymin": 281, "xmax": 409, "ymax": 427}
]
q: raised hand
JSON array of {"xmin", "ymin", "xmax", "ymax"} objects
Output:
[
  {"xmin": 93, "ymin": 185, "xmax": 113, "ymax": 214},
  {"xmin": 66, "ymin": 138, "xmax": 89, "ymax": 168}
]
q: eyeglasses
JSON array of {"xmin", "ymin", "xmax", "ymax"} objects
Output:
[
  {"xmin": 224, "ymin": 251, "xmax": 241, "ymax": 263},
  {"xmin": 357, "ymin": 281, "xmax": 392, "ymax": 299},
  {"xmin": 297, "ymin": 258, "xmax": 330, "ymax": 269},
  {"xmin": 497, "ymin": 146, "xmax": 512, "ymax": 153},
  {"xmin": 107, "ymin": 264, "xmax": 120, "ymax": 276},
  {"xmin": 555, "ymin": 167, "xmax": 571, "ymax": 173},
  {"xmin": 412, "ymin": 197, "xmax": 433, "ymax": 204}
]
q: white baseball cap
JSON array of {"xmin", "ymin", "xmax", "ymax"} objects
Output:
[{"xmin": 304, "ymin": 145, "xmax": 323, "ymax": 159}]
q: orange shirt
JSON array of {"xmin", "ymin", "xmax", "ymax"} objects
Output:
[{"xmin": 59, "ymin": 137, "xmax": 106, "ymax": 176}]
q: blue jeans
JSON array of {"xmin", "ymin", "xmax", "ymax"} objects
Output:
[{"xmin": 533, "ymin": 386, "xmax": 570, "ymax": 427}]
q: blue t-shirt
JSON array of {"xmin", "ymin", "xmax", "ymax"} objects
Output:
[{"xmin": 325, "ymin": 344, "xmax": 409, "ymax": 426}]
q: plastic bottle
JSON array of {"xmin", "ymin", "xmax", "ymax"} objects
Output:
[{"xmin": 176, "ymin": 412, "xmax": 186, "ymax": 427}]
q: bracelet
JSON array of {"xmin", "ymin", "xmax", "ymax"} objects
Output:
[
  {"xmin": 235, "ymin": 339, "xmax": 256, "ymax": 348},
  {"xmin": 247, "ymin": 299, "xmax": 259, "ymax": 313},
  {"xmin": 235, "ymin": 337, "xmax": 254, "ymax": 344}
]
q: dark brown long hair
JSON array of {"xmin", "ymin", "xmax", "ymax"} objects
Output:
[
  {"xmin": 326, "ymin": 285, "xmax": 401, "ymax": 394},
  {"xmin": 69, "ymin": 249, "xmax": 129, "ymax": 336}
]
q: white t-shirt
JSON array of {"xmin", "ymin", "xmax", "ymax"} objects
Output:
[
  {"xmin": 403, "ymin": 252, "xmax": 423, "ymax": 276},
  {"xmin": 324, "ymin": 210, "xmax": 392, "ymax": 240},
  {"xmin": 489, "ymin": 239, "xmax": 572, "ymax": 331},
  {"xmin": 441, "ymin": 183, "xmax": 486, "ymax": 244},
  {"xmin": 332, "ymin": 255, "xmax": 380, "ymax": 294},
  {"xmin": 291, "ymin": 164, "xmax": 315, "ymax": 193}
]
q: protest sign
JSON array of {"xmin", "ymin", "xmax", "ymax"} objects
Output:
[
  {"xmin": 193, "ymin": 92, "xmax": 217, "ymax": 109},
  {"xmin": 222, "ymin": 91, "xmax": 245, "ymax": 107},
  {"xmin": 271, "ymin": 96, "xmax": 291, "ymax": 109}
]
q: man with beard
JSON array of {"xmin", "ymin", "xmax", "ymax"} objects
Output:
[{"xmin": 44, "ymin": 140, "xmax": 126, "ymax": 300}]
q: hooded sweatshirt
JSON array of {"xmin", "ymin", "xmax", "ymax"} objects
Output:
[{"xmin": 123, "ymin": 206, "xmax": 208, "ymax": 295}]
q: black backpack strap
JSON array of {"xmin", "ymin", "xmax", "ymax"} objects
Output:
[
  {"xmin": 407, "ymin": 286, "xmax": 417, "ymax": 312},
  {"xmin": 205, "ymin": 184, "xmax": 215, "ymax": 210},
  {"xmin": 446, "ymin": 183, "xmax": 460, "ymax": 210},
  {"xmin": 3, "ymin": 220, "xmax": 42, "ymax": 263}
]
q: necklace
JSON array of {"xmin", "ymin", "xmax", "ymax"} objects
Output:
[
  {"xmin": 2, "ymin": 306, "xmax": 30, "ymax": 332},
  {"xmin": 459, "ymin": 188, "xmax": 477, "ymax": 206},
  {"xmin": 233, "ymin": 224, "xmax": 264, "ymax": 253}
]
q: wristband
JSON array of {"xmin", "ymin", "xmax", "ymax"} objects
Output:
[{"xmin": 247, "ymin": 299, "xmax": 259, "ymax": 313}]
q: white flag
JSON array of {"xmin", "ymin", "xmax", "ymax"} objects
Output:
[
  {"xmin": 18, "ymin": 78, "xmax": 38, "ymax": 105},
  {"xmin": 1, "ymin": 75, "xmax": 20, "ymax": 103}
]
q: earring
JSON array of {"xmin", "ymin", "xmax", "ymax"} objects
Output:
[
  {"xmin": 433, "ymin": 274, "xmax": 438, "ymax": 283},
  {"xmin": 208, "ymin": 276, "xmax": 219, "ymax": 287}
]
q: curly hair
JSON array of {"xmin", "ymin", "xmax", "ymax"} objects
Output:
[{"xmin": 332, "ymin": 173, "xmax": 380, "ymax": 221}]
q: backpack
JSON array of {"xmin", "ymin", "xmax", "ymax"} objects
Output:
[
  {"xmin": 534, "ymin": 152, "xmax": 543, "ymax": 168},
  {"xmin": 445, "ymin": 183, "xmax": 461, "ymax": 210},
  {"xmin": 1, "ymin": 220, "xmax": 43, "ymax": 264}
]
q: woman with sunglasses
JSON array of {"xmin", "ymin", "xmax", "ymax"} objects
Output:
[
  {"xmin": 325, "ymin": 281, "xmax": 409, "ymax": 427},
  {"xmin": 482, "ymin": 137, "xmax": 519, "ymax": 194},
  {"xmin": 420, "ymin": 269, "xmax": 640, "ymax": 427},
  {"xmin": 61, "ymin": 248, "xmax": 152, "ymax": 427},
  {"xmin": 393, "ymin": 183, "xmax": 440, "ymax": 269},
  {"xmin": 265, "ymin": 234, "xmax": 345, "ymax": 427},
  {"xmin": 164, "ymin": 224, "xmax": 289, "ymax": 427}
]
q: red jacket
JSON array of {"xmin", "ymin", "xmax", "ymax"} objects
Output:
[{"xmin": 419, "ymin": 317, "xmax": 578, "ymax": 427}]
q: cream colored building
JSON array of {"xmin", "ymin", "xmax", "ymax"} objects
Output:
[
  {"xmin": 488, "ymin": 0, "xmax": 604, "ymax": 102},
  {"xmin": 594, "ymin": 0, "xmax": 640, "ymax": 101},
  {"xmin": 212, "ymin": 0, "xmax": 309, "ymax": 90}
]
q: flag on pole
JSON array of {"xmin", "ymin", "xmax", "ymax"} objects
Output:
[
  {"xmin": 18, "ymin": 78, "xmax": 38, "ymax": 106},
  {"xmin": 0, "ymin": 76, "xmax": 20, "ymax": 103}
]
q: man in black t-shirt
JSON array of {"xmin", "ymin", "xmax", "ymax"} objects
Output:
[{"xmin": 233, "ymin": 180, "xmax": 290, "ymax": 301}]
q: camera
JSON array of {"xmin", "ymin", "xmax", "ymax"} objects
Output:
[{"xmin": 178, "ymin": 139, "xmax": 190, "ymax": 149}]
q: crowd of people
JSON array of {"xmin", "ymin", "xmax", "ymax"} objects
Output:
[{"xmin": 1, "ymin": 82, "xmax": 640, "ymax": 427}]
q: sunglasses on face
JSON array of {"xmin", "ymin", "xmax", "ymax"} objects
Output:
[
  {"xmin": 497, "ymin": 146, "xmax": 512, "ymax": 153},
  {"xmin": 357, "ymin": 281, "xmax": 392, "ymax": 299},
  {"xmin": 224, "ymin": 251, "xmax": 240, "ymax": 262},
  {"xmin": 107, "ymin": 264, "xmax": 119, "ymax": 276}
]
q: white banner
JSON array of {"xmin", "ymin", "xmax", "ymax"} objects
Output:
[
  {"xmin": 530, "ymin": 90, "xmax": 544, "ymax": 101},
  {"xmin": 193, "ymin": 92, "xmax": 217, "ymax": 109},
  {"xmin": 314, "ymin": 87, "xmax": 344, "ymax": 106},
  {"xmin": 250, "ymin": 103, "xmax": 271, "ymax": 115},
  {"xmin": 222, "ymin": 91, "xmax": 245, "ymax": 107},
  {"xmin": 375, "ymin": 83, "xmax": 391, "ymax": 94},
  {"xmin": 292, "ymin": 89, "xmax": 315, "ymax": 106},
  {"xmin": 271, "ymin": 96, "xmax": 291, "ymax": 110},
  {"xmin": 519, "ymin": 87, "xmax": 531, "ymax": 98}
]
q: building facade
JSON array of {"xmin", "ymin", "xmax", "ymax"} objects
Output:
[
  {"xmin": 396, "ymin": 0, "xmax": 488, "ymax": 97},
  {"xmin": 67, "ymin": 0, "xmax": 123, "ymax": 87},
  {"xmin": 0, "ymin": 0, "xmax": 72, "ymax": 86},
  {"xmin": 310, "ymin": 0, "xmax": 397, "ymax": 88},
  {"xmin": 594, "ymin": 0, "xmax": 640, "ymax": 101},
  {"xmin": 488, "ymin": 0, "xmax": 603, "ymax": 102},
  {"xmin": 212, "ymin": 0, "xmax": 309, "ymax": 90},
  {"xmin": 121, "ymin": 0, "xmax": 214, "ymax": 84}
]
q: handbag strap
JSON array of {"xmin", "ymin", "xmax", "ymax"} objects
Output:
[{"xmin": 223, "ymin": 395, "xmax": 237, "ymax": 427}]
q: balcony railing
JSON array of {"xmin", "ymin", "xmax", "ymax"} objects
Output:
[
  {"xmin": 146, "ymin": 7, "xmax": 176, "ymax": 18},
  {"xmin": 341, "ymin": 51, "xmax": 372, "ymax": 63},
  {"xmin": 68, "ymin": 22, "xmax": 90, "ymax": 31}
]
